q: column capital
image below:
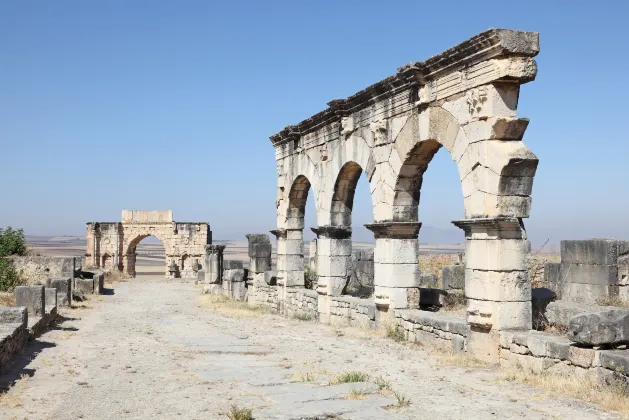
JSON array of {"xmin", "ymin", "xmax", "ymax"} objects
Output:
[
  {"xmin": 270, "ymin": 229, "xmax": 286, "ymax": 239},
  {"xmin": 205, "ymin": 244, "xmax": 226, "ymax": 255},
  {"xmin": 364, "ymin": 222, "xmax": 422, "ymax": 239},
  {"xmin": 451, "ymin": 217, "xmax": 526, "ymax": 240},
  {"xmin": 310, "ymin": 225, "xmax": 351, "ymax": 239}
]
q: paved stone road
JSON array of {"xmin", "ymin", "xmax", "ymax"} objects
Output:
[{"xmin": 0, "ymin": 279, "xmax": 619, "ymax": 419}]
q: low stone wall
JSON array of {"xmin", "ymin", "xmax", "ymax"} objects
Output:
[
  {"xmin": 0, "ymin": 307, "xmax": 29, "ymax": 372},
  {"xmin": 248, "ymin": 279, "xmax": 280, "ymax": 312},
  {"xmin": 499, "ymin": 329, "xmax": 629, "ymax": 385},
  {"xmin": 284, "ymin": 289, "xmax": 318, "ymax": 320},
  {"xmin": 9, "ymin": 255, "xmax": 80, "ymax": 285},
  {"xmin": 395, "ymin": 310, "xmax": 468, "ymax": 353},
  {"xmin": 329, "ymin": 296, "xmax": 377, "ymax": 328}
]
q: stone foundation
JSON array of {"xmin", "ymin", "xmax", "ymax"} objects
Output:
[
  {"xmin": 0, "ymin": 307, "xmax": 29, "ymax": 373},
  {"xmin": 395, "ymin": 310, "xmax": 468, "ymax": 352},
  {"xmin": 284, "ymin": 288, "xmax": 318, "ymax": 320},
  {"xmin": 329, "ymin": 296, "xmax": 377, "ymax": 328}
]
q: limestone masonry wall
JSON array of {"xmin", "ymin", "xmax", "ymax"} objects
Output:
[
  {"xmin": 284, "ymin": 289, "xmax": 318, "ymax": 320},
  {"xmin": 9, "ymin": 256, "xmax": 79, "ymax": 285}
]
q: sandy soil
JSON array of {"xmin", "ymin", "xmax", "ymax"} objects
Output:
[{"xmin": 0, "ymin": 278, "xmax": 617, "ymax": 420}]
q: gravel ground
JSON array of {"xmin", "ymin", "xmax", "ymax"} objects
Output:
[{"xmin": 0, "ymin": 278, "xmax": 620, "ymax": 419}]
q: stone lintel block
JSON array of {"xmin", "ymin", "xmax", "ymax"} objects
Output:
[
  {"xmin": 560, "ymin": 263, "xmax": 618, "ymax": 286},
  {"xmin": 0, "ymin": 306, "xmax": 27, "ymax": 326},
  {"xmin": 442, "ymin": 265, "xmax": 465, "ymax": 290},
  {"xmin": 560, "ymin": 239, "xmax": 619, "ymax": 265},
  {"xmin": 467, "ymin": 298, "xmax": 532, "ymax": 330},
  {"xmin": 464, "ymin": 238, "xmax": 530, "ymax": 271},
  {"xmin": 465, "ymin": 269, "xmax": 531, "ymax": 302},
  {"xmin": 374, "ymin": 238, "xmax": 419, "ymax": 264},
  {"xmin": 373, "ymin": 286, "xmax": 414, "ymax": 309},
  {"xmin": 452, "ymin": 217, "xmax": 526, "ymax": 240},
  {"xmin": 44, "ymin": 288, "xmax": 57, "ymax": 309},
  {"xmin": 316, "ymin": 238, "xmax": 352, "ymax": 257},
  {"xmin": 15, "ymin": 285, "xmax": 45, "ymax": 317},
  {"xmin": 374, "ymin": 263, "xmax": 420, "ymax": 288}
]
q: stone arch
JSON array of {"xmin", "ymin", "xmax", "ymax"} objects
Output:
[
  {"xmin": 330, "ymin": 161, "xmax": 363, "ymax": 227},
  {"xmin": 286, "ymin": 175, "xmax": 311, "ymax": 230},
  {"xmin": 123, "ymin": 233, "xmax": 170, "ymax": 278}
]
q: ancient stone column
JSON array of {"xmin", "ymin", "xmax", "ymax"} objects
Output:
[
  {"xmin": 311, "ymin": 226, "xmax": 351, "ymax": 323},
  {"xmin": 246, "ymin": 234, "xmax": 272, "ymax": 282},
  {"xmin": 123, "ymin": 254, "xmax": 136, "ymax": 277},
  {"xmin": 204, "ymin": 245, "xmax": 225, "ymax": 293},
  {"xmin": 365, "ymin": 222, "xmax": 421, "ymax": 311},
  {"xmin": 452, "ymin": 217, "xmax": 531, "ymax": 363}
]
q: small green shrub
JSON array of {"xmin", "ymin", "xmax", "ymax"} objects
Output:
[
  {"xmin": 387, "ymin": 326, "xmax": 405, "ymax": 342},
  {"xmin": 373, "ymin": 376, "xmax": 391, "ymax": 391},
  {"xmin": 0, "ymin": 227, "xmax": 27, "ymax": 258},
  {"xmin": 394, "ymin": 390, "xmax": 410, "ymax": 407},
  {"xmin": 0, "ymin": 257, "xmax": 23, "ymax": 292},
  {"xmin": 292, "ymin": 312, "xmax": 313, "ymax": 321}
]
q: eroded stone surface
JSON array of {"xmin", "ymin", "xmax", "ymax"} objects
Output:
[{"xmin": 568, "ymin": 309, "xmax": 629, "ymax": 346}]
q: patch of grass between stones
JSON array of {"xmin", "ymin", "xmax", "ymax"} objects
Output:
[
  {"xmin": 329, "ymin": 370, "xmax": 370, "ymax": 385},
  {"xmin": 227, "ymin": 404, "xmax": 254, "ymax": 420},
  {"xmin": 198, "ymin": 294, "xmax": 271, "ymax": 318}
]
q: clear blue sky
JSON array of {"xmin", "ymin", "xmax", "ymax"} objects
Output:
[{"xmin": 1, "ymin": 0, "xmax": 628, "ymax": 247}]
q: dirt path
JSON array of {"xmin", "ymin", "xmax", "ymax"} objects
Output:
[{"xmin": 0, "ymin": 278, "xmax": 620, "ymax": 419}]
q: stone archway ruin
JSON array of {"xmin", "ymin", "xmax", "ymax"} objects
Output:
[
  {"xmin": 86, "ymin": 210, "xmax": 212, "ymax": 278},
  {"xmin": 270, "ymin": 29, "xmax": 539, "ymax": 361}
]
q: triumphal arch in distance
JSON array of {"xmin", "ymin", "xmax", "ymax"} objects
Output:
[{"xmin": 86, "ymin": 210, "xmax": 212, "ymax": 278}]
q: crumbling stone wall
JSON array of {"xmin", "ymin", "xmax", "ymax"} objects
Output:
[
  {"xmin": 0, "ymin": 307, "xmax": 28, "ymax": 372},
  {"xmin": 396, "ymin": 310, "xmax": 468, "ymax": 353},
  {"xmin": 269, "ymin": 29, "xmax": 540, "ymax": 362},
  {"xmin": 284, "ymin": 289, "xmax": 318, "ymax": 320},
  {"xmin": 248, "ymin": 278, "xmax": 280, "ymax": 312},
  {"xmin": 545, "ymin": 239, "xmax": 629, "ymax": 303},
  {"xmin": 86, "ymin": 210, "xmax": 211, "ymax": 278},
  {"xmin": 9, "ymin": 256, "xmax": 79, "ymax": 285},
  {"xmin": 328, "ymin": 296, "xmax": 376, "ymax": 328}
]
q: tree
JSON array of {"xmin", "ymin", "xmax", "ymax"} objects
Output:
[{"xmin": 0, "ymin": 227, "xmax": 27, "ymax": 257}]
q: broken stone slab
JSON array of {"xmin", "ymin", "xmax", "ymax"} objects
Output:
[
  {"xmin": 15, "ymin": 285, "xmax": 45, "ymax": 317},
  {"xmin": 0, "ymin": 307, "xmax": 27, "ymax": 326},
  {"xmin": 48, "ymin": 277, "xmax": 72, "ymax": 307},
  {"xmin": 74, "ymin": 278, "xmax": 95, "ymax": 295},
  {"xmin": 44, "ymin": 288, "xmax": 57, "ymax": 310},
  {"xmin": 567, "ymin": 309, "xmax": 629, "ymax": 346},
  {"xmin": 546, "ymin": 300, "xmax": 601, "ymax": 328}
]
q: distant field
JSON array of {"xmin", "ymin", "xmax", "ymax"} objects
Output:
[{"xmin": 26, "ymin": 236, "xmax": 465, "ymax": 275}]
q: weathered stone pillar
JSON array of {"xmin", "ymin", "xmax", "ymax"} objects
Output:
[
  {"xmin": 246, "ymin": 234, "xmax": 272, "ymax": 282},
  {"xmin": 365, "ymin": 222, "xmax": 421, "ymax": 311},
  {"xmin": 123, "ymin": 254, "xmax": 136, "ymax": 277},
  {"xmin": 204, "ymin": 245, "xmax": 224, "ymax": 293},
  {"xmin": 274, "ymin": 229, "xmax": 305, "ymax": 288},
  {"xmin": 311, "ymin": 226, "xmax": 351, "ymax": 323},
  {"xmin": 453, "ymin": 217, "xmax": 531, "ymax": 363}
]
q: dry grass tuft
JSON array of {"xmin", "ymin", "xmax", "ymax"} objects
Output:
[
  {"xmin": 0, "ymin": 292, "xmax": 15, "ymax": 306},
  {"xmin": 500, "ymin": 365, "xmax": 629, "ymax": 414},
  {"xmin": 198, "ymin": 294, "xmax": 271, "ymax": 318},
  {"xmin": 0, "ymin": 374, "xmax": 29, "ymax": 408},
  {"xmin": 418, "ymin": 254, "xmax": 458, "ymax": 285},
  {"xmin": 227, "ymin": 404, "xmax": 253, "ymax": 420},
  {"xmin": 329, "ymin": 371, "xmax": 370, "ymax": 385},
  {"xmin": 596, "ymin": 296, "xmax": 629, "ymax": 308},
  {"xmin": 345, "ymin": 387, "xmax": 369, "ymax": 400}
]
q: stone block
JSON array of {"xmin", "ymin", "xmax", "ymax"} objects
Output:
[
  {"xmin": 567, "ymin": 309, "xmax": 629, "ymax": 346},
  {"xmin": 45, "ymin": 288, "xmax": 57, "ymax": 309},
  {"xmin": 15, "ymin": 286, "xmax": 45, "ymax": 317},
  {"xmin": 316, "ymin": 238, "xmax": 352, "ymax": 257},
  {"xmin": 250, "ymin": 257, "xmax": 272, "ymax": 273},
  {"xmin": 0, "ymin": 307, "xmax": 27, "ymax": 326},
  {"xmin": 264, "ymin": 270, "xmax": 277, "ymax": 286},
  {"xmin": 467, "ymin": 327, "xmax": 500, "ymax": 364},
  {"xmin": 442, "ymin": 265, "xmax": 465, "ymax": 290},
  {"xmin": 508, "ymin": 352, "xmax": 557, "ymax": 374},
  {"xmin": 560, "ymin": 263, "xmax": 618, "ymax": 286},
  {"xmin": 374, "ymin": 263, "xmax": 420, "ymax": 288},
  {"xmin": 544, "ymin": 262, "xmax": 561, "ymax": 291},
  {"xmin": 224, "ymin": 269, "xmax": 245, "ymax": 283},
  {"xmin": 451, "ymin": 334, "xmax": 465, "ymax": 353},
  {"xmin": 374, "ymin": 238, "xmax": 419, "ymax": 264},
  {"xmin": 560, "ymin": 239, "xmax": 619, "ymax": 265},
  {"xmin": 246, "ymin": 234, "xmax": 271, "ymax": 258},
  {"xmin": 465, "ymin": 239, "xmax": 529, "ymax": 271},
  {"xmin": 546, "ymin": 300, "xmax": 595, "ymax": 328},
  {"xmin": 74, "ymin": 278, "xmax": 95, "ymax": 295},
  {"xmin": 467, "ymin": 299, "xmax": 531, "ymax": 330},
  {"xmin": 560, "ymin": 282, "xmax": 614, "ymax": 304},
  {"xmin": 49, "ymin": 277, "xmax": 72, "ymax": 307},
  {"xmin": 465, "ymin": 269, "xmax": 530, "ymax": 302},
  {"xmin": 597, "ymin": 350, "xmax": 629, "ymax": 375}
]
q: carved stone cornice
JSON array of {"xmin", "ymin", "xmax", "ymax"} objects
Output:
[
  {"xmin": 364, "ymin": 222, "xmax": 422, "ymax": 239},
  {"xmin": 310, "ymin": 226, "xmax": 352, "ymax": 239},
  {"xmin": 269, "ymin": 29, "xmax": 539, "ymax": 147},
  {"xmin": 205, "ymin": 244, "xmax": 226, "ymax": 255},
  {"xmin": 452, "ymin": 217, "xmax": 526, "ymax": 240}
]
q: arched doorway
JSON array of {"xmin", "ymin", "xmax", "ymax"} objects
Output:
[{"xmin": 124, "ymin": 235, "xmax": 167, "ymax": 278}]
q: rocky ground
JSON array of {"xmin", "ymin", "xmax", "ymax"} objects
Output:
[{"xmin": 0, "ymin": 278, "xmax": 621, "ymax": 419}]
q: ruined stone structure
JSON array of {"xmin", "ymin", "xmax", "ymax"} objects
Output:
[
  {"xmin": 86, "ymin": 210, "xmax": 211, "ymax": 278},
  {"xmin": 269, "ymin": 29, "xmax": 540, "ymax": 361}
]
